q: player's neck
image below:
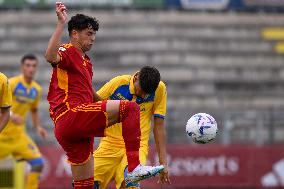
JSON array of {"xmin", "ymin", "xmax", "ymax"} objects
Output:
[
  {"xmin": 70, "ymin": 41, "xmax": 85, "ymax": 56},
  {"xmin": 22, "ymin": 75, "xmax": 32, "ymax": 84}
]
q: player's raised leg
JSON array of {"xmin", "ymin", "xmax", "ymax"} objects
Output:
[
  {"xmin": 106, "ymin": 100, "xmax": 140, "ymax": 171},
  {"xmin": 105, "ymin": 100, "xmax": 164, "ymax": 184},
  {"xmin": 63, "ymin": 100, "xmax": 162, "ymax": 189}
]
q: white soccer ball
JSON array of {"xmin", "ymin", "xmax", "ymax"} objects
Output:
[{"xmin": 186, "ymin": 113, "xmax": 218, "ymax": 144}]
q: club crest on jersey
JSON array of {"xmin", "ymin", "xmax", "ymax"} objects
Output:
[
  {"xmin": 59, "ymin": 47, "xmax": 66, "ymax": 52},
  {"xmin": 140, "ymin": 106, "xmax": 146, "ymax": 112}
]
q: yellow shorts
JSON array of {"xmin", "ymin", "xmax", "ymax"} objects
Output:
[
  {"xmin": 0, "ymin": 133, "xmax": 41, "ymax": 161},
  {"xmin": 93, "ymin": 145, "xmax": 148, "ymax": 189}
]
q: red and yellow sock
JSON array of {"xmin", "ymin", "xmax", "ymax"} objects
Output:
[
  {"xmin": 73, "ymin": 177, "xmax": 94, "ymax": 189},
  {"xmin": 119, "ymin": 101, "xmax": 141, "ymax": 172}
]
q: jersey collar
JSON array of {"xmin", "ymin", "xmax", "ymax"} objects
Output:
[{"xmin": 20, "ymin": 75, "xmax": 33, "ymax": 88}]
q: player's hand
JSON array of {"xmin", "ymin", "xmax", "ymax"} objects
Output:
[
  {"xmin": 11, "ymin": 113, "xmax": 23, "ymax": 125},
  {"xmin": 55, "ymin": 2, "xmax": 67, "ymax": 24},
  {"xmin": 158, "ymin": 165, "xmax": 171, "ymax": 185},
  {"xmin": 37, "ymin": 126, "xmax": 48, "ymax": 140}
]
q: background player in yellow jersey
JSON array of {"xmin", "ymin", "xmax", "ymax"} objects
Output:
[
  {"xmin": 93, "ymin": 66, "xmax": 171, "ymax": 189},
  {"xmin": 0, "ymin": 72, "xmax": 12, "ymax": 132},
  {"xmin": 0, "ymin": 54, "xmax": 48, "ymax": 189}
]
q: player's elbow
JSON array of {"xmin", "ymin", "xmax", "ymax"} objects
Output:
[
  {"xmin": 45, "ymin": 51, "xmax": 58, "ymax": 64},
  {"xmin": 45, "ymin": 52, "xmax": 55, "ymax": 63},
  {"xmin": 44, "ymin": 52, "xmax": 52, "ymax": 62}
]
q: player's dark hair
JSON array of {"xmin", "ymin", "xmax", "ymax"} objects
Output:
[
  {"xmin": 21, "ymin": 54, "xmax": 38, "ymax": 65},
  {"xmin": 138, "ymin": 66, "xmax": 161, "ymax": 94},
  {"xmin": 68, "ymin": 14, "xmax": 99, "ymax": 36}
]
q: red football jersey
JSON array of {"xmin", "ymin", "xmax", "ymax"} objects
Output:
[{"xmin": 47, "ymin": 43, "xmax": 93, "ymax": 122}]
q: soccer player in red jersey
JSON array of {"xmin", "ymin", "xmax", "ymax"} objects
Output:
[{"xmin": 45, "ymin": 2, "xmax": 164, "ymax": 189}]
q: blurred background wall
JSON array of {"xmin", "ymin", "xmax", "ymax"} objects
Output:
[{"xmin": 1, "ymin": 0, "xmax": 284, "ymax": 188}]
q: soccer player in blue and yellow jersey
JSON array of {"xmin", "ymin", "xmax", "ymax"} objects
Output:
[
  {"xmin": 94, "ymin": 66, "xmax": 171, "ymax": 189},
  {"xmin": 0, "ymin": 72, "xmax": 12, "ymax": 132},
  {"xmin": 0, "ymin": 54, "xmax": 47, "ymax": 189}
]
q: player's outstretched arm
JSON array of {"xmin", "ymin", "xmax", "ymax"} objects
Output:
[
  {"xmin": 153, "ymin": 117, "xmax": 171, "ymax": 185},
  {"xmin": 45, "ymin": 2, "xmax": 67, "ymax": 64}
]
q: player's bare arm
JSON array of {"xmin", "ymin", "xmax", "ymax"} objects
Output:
[
  {"xmin": 0, "ymin": 107, "xmax": 10, "ymax": 132},
  {"xmin": 31, "ymin": 108, "xmax": 47, "ymax": 139},
  {"xmin": 153, "ymin": 117, "xmax": 171, "ymax": 184},
  {"xmin": 45, "ymin": 2, "xmax": 67, "ymax": 64}
]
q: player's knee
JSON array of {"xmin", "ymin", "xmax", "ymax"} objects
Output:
[
  {"xmin": 94, "ymin": 181, "xmax": 100, "ymax": 189},
  {"xmin": 28, "ymin": 157, "xmax": 44, "ymax": 172}
]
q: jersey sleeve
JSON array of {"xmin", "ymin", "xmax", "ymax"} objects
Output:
[
  {"xmin": 153, "ymin": 82, "xmax": 167, "ymax": 119},
  {"xmin": 31, "ymin": 86, "xmax": 42, "ymax": 110},
  {"xmin": 97, "ymin": 76, "xmax": 123, "ymax": 100},
  {"xmin": 52, "ymin": 44, "xmax": 71, "ymax": 68},
  {"xmin": 0, "ymin": 74, "xmax": 12, "ymax": 108}
]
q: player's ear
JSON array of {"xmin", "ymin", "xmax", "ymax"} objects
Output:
[
  {"xmin": 71, "ymin": 30, "xmax": 79, "ymax": 39},
  {"xmin": 133, "ymin": 77, "xmax": 138, "ymax": 84}
]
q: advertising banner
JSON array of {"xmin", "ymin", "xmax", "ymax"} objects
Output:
[{"xmin": 38, "ymin": 145, "xmax": 284, "ymax": 188}]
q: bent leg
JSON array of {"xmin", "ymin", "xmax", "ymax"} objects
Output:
[
  {"xmin": 14, "ymin": 134, "xmax": 43, "ymax": 189},
  {"xmin": 54, "ymin": 109, "xmax": 99, "ymax": 189},
  {"xmin": 54, "ymin": 100, "xmax": 139, "ymax": 188},
  {"xmin": 105, "ymin": 100, "xmax": 141, "ymax": 172}
]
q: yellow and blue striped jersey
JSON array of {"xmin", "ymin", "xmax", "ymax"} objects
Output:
[
  {"xmin": 1, "ymin": 75, "xmax": 42, "ymax": 137},
  {"xmin": 98, "ymin": 74, "xmax": 167, "ymax": 148},
  {"xmin": 0, "ymin": 73, "xmax": 12, "ymax": 109}
]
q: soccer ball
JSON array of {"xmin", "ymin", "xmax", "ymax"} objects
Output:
[{"xmin": 186, "ymin": 113, "xmax": 218, "ymax": 144}]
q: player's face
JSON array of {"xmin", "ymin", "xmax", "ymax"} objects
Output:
[
  {"xmin": 77, "ymin": 27, "xmax": 96, "ymax": 52},
  {"xmin": 133, "ymin": 74, "xmax": 148, "ymax": 99},
  {"xmin": 21, "ymin": 59, "xmax": 38, "ymax": 80}
]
